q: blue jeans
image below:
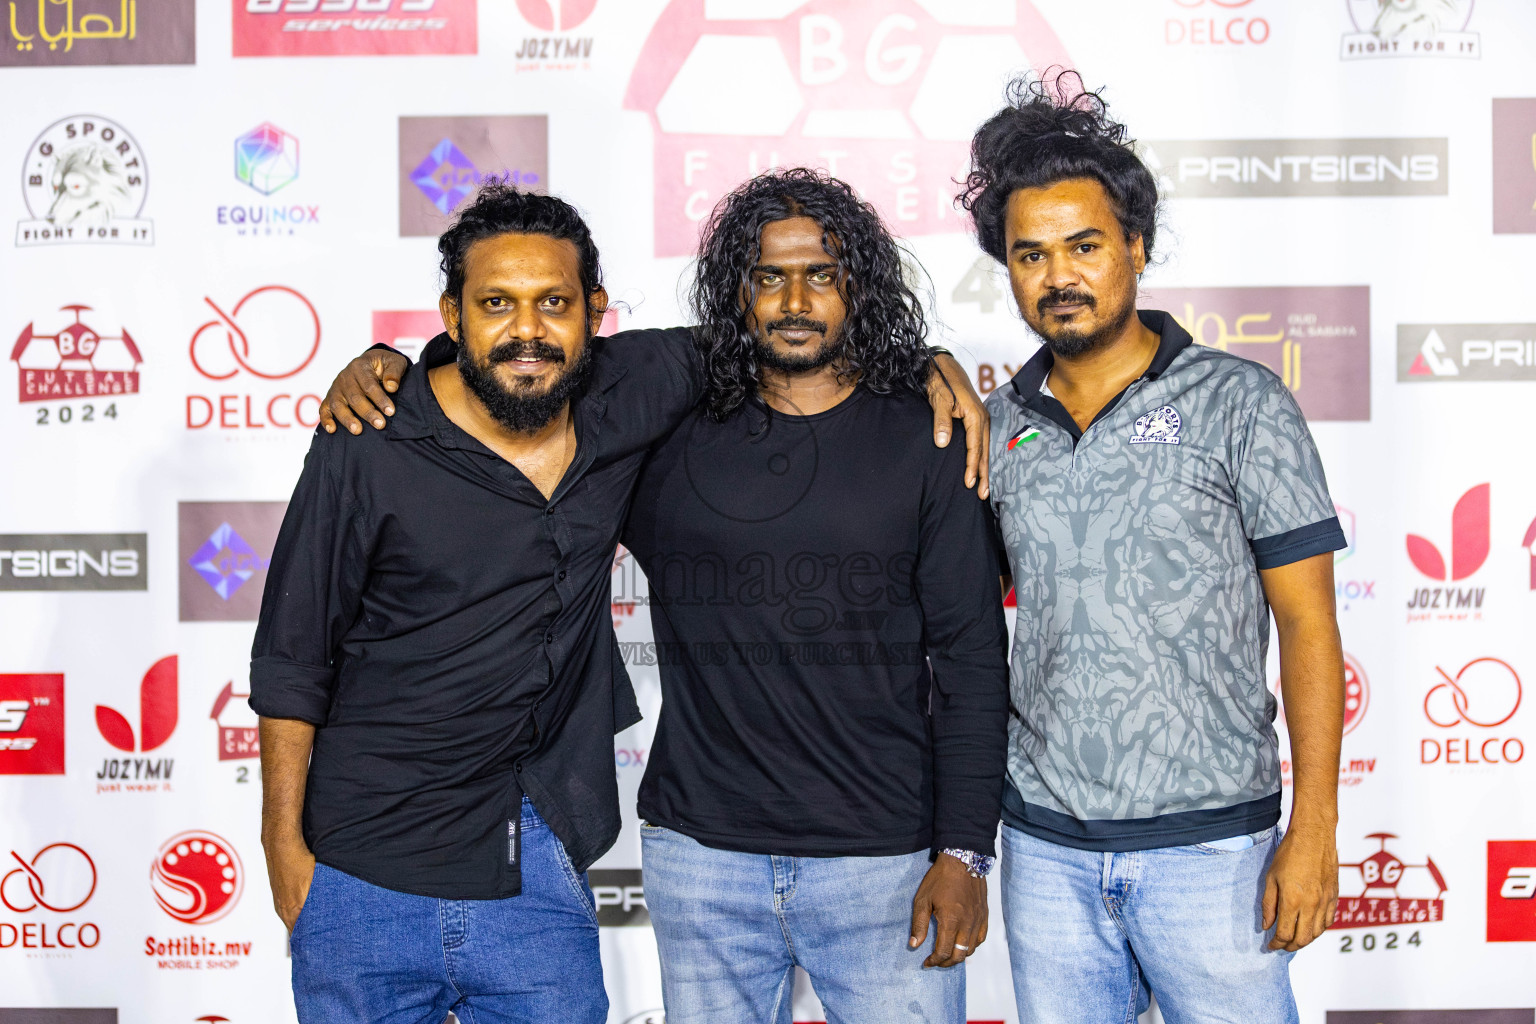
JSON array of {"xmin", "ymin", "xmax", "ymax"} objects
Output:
[
  {"xmin": 290, "ymin": 798, "xmax": 606, "ymax": 1024},
  {"xmin": 1001, "ymin": 824, "xmax": 1298, "ymax": 1024},
  {"xmin": 641, "ymin": 823, "xmax": 964, "ymax": 1024}
]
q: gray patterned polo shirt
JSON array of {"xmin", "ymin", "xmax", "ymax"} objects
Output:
[{"xmin": 986, "ymin": 310, "xmax": 1345, "ymax": 851}]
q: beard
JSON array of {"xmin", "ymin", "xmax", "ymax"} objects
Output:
[
  {"xmin": 754, "ymin": 315, "xmax": 844, "ymax": 373},
  {"xmin": 1033, "ymin": 287, "xmax": 1137, "ymax": 359},
  {"xmin": 456, "ymin": 331, "xmax": 593, "ymax": 434}
]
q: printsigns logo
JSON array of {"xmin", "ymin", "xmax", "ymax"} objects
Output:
[
  {"xmin": 185, "ymin": 288, "xmax": 324, "ymax": 430},
  {"xmin": 1, "ymin": 0, "xmax": 194, "ymax": 67},
  {"xmin": 1332, "ymin": 833, "xmax": 1446, "ymax": 929},
  {"xmin": 0, "ymin": 535, "xmax": 146, "ymax": 591},
  {"xmin": 1141, "ymin": 137, "xmax": 1446, "ymax": 198},
  {"xmin": 1493, "ymin": 99, "xmax": 1536, "ymax": 235},
  {"xmin": 1341, "ymin": 0, "xmax": 1479, "ymax": 60},
  {"xmin": 1488, "ymin": 840, "xmax": 1536, "ymax": 942},
  {"xmin": 151, "ymin": 831, "xmax": 243, "ymax": 925},
  {"xmin": 232, "ymin": 0, "xmax": 476, "ymax": 58},
  {"xmin": 1145, "ymin": 286, "xmax": 1371, "ymax": 420},
  {"xmin": 209, "ymin": 682, "xmax": 258, "ymax": 762},
  {"xmin": 1399, "ymin": 324, "xmax": 1536, "ymax": 381},
  {"xmin": 1128, "ymin": 406, "xmax": 1182, "ymax": 445},
  {"xmin": 0, "ymin": 674, "xmax": 64, "ymax": 775},
  {"xmin": 398, "ymin": 117, "xmax": 547, "ymax": 235},
  {"xmin": 588, "ymin": 869, "xmax": 649, "ymax": 927},
  {"xmin": 623, "ymin": 1, "xmax": 1073, "ymax": 257},
  {"xmin": 18, "ymin": 116, "xmax": 152, "ymax": 245},
  {"xmin": 11, "ymin": 306, "xmax": 143, "ymax": 405},
  {"xmin": 178, "ymin": 503, "xmax": 284, "ymax": 621}
]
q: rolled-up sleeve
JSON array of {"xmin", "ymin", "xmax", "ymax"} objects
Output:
[{"xmin": 249, "ymin": 431, "xmax": 368, "ymax": 725}]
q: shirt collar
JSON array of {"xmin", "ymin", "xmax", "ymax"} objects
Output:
[
  {"xmin": 386, "ymin": 331, "xmax": 627, "ymax": 446},
  {"xmin": 1008, "ymin": 309, "xmax": 1193, "ymax": 398}
]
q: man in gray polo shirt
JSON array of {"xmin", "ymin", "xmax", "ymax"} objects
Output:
[{"xmin": 960, "ymin": 74, "xmax": 1346, "ymax": 1023}]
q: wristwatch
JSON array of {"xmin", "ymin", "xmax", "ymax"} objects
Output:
[{"xmin": 941, "ymin": 848, "xmax": 996, "ymax": 878}]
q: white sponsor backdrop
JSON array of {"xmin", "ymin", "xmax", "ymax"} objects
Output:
[{"xmin": 2, "ymin": 2, "xmax": 1535, "ymax": 1022}]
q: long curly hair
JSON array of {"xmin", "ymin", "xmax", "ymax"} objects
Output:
[
  {"xmin": 689, "ymin": 168, "xmax": 931, "ymax": 421},
  {"xmin": 958, "ymin": 69, "xmax": 1159, "ymax": 265}
]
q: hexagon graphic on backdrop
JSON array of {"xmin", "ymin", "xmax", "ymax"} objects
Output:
[
  {"xmin": 235, "ymin": 123, "xmax": 299, "ymax": 196},
  {"xmin": 622, "ymin": 0, "xmax": 1073, "ymax": 257}
]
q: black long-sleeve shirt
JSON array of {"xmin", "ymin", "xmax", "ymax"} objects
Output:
[
  {"xmin": 622, "ymin": 388, "xmax": 1011, "ymax": 858},
  {"xmin": 249, "ymin": 328, "xmax": 700, "ymax": 899}
]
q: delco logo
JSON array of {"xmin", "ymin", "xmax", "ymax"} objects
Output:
[{"xmin": 622, "ymin": 1, "xmax": 1072, "ymax": 257}]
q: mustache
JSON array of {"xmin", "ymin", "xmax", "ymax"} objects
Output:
[
  {"xmin": 1038, "ymin": 289, "xmax": 1096, "ymax": 316},
  {"xmin": 484, "ymin": 340, "xmax": 567, "ymax": 366},
  {"xmin": 766, "ymin": 316, "xmax": 829, "ymax": 335}
]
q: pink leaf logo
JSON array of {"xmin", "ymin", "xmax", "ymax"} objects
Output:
[
  {"xmin": 1405, "ymin": 484, "xmax": 1490, "ymax": 582},
  {"xmin": 95, "ymin": 655, "xmax": 178, "ymax": 752}
]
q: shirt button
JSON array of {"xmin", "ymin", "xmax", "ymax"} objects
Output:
[
  {"xmin": 545, "ymin": 506, "xmax": 555, "ymax": 516},
  {"xmin": 544, "ymin": 633, "xmax": 554, "ymax": 645},
  {"xmin": 515, "ymin": 763, "xmax": 524, "ymax": 774},
  {"xmin": 557, "ymin": 570, "xmax": 567, "ymax": 581}
]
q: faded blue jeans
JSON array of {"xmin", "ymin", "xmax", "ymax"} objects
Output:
[
  {"xmin": 640, "ymin": 822, "xmax": 965, "ymax": 1024},
  {"xmin": 1001, "ymin": 824, "xmax": 1299, "ymax": 1024},
  {"xmin": 289, "ymin": 798, "xmax": 606, "ymax": 1024}
]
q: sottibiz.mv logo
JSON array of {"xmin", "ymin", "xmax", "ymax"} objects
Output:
[
  {"xmin": 622, "ymin": 1, "xmax": 1072, "ymax": 256},
  {"xmin": 1332, "ymin": 833, "xmax": 1446, "ymax": 930}
]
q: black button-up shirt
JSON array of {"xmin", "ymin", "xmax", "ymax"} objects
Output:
[{"xmin": 250, "ymin": 327, "xmax": 700, "ymax": 899}]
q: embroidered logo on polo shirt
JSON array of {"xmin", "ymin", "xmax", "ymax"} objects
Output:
[
  {"xmin": 1007, "ymin": 426, "xmax": 1040, "ymax": 451},
  {"xmin": 1129, "ymin": 406, "xmax": 1182, "ymax": 445}
]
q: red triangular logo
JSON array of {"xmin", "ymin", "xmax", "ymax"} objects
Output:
[{"xmin": 1409, "ymin": 352, "xmax": 1432, "ymax": 375}]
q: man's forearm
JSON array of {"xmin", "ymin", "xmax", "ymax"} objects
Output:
[
  {"xmin": 1276, "ymin": 613, "xmax": 1345, "ymax": 826},
  {"xmin": 259, "ymin": 716, "xmax": 317, "ymax": 846}
]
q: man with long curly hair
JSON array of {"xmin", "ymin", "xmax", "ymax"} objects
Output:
[
  {"xmin": 622, "ymin": 169, "xmax": 1008, "ymax": 1024},
  {"xmin": 962, "ymin": 72, "xmax": 1347, "ymax": 1022},
  {"xmin": 310, "ymin": 174, "xmax": 1002, "ymax": 1023}
]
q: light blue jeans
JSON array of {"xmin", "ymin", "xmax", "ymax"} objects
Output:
[
  {"xmin": 289, "ymin": 798, "xmax": 606, "ymax": 1024},
  {"xmin": 640, "ymin": 822, "xmax": 965, "ymax": 1024},
  {"xmin": 1001, "ymin": 824, "xmax": 1298, "ymax": 1024}
]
